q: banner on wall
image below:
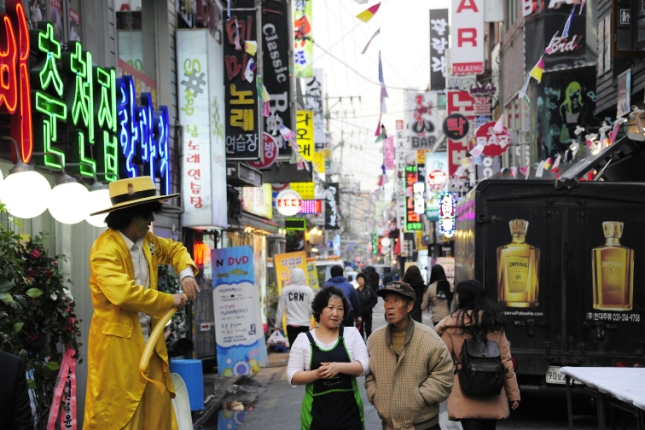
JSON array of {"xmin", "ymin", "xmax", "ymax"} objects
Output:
[
  {"xmin": 274, "ymin": 251, "xmax": 309, "ymax": 293},
  {"xmin": 404, "ymin": 91, "xmax": 439, "ymax": 150},
  {"xmin": 430, "ymin": 9, "xmax": 449, "ymax": 90},
  {"xmin": 293, "ymin": 0, "xmax": 313, "ymax": 78},
  {"xmin": 450, "ymin": 0, "xmax": 484, "ymax": 75},
  {"xmin": 212, "ymin": 246, "xmax": 268, "ymax": 377}
]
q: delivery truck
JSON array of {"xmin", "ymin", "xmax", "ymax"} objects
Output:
[{"xmin": 454, "ymin": 135, "xmax": 645, "ymax": 394}]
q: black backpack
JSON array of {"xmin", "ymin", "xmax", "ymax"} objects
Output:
[{"xmin": 457, "ymin": 336, "xmax": 506, "ymax": 397}]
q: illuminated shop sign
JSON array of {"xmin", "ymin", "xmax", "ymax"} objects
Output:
[
  {"xmin": 405, "ymin": 165, "xmax": 422, "ymax": 231},
  {"xmin": 298, "ymin": 199, "xmax": 322, "ymax": 214},
  {"xmin": 438, "ymin": 192, "xmax": 456, "ymax": 237},
  {"xmin": 413, "ymin": 182, "xmax": 425, "ymax": 215},
  {"xmin": 0, "ymin": 2, "xmax": 170, "ymax": 190}
]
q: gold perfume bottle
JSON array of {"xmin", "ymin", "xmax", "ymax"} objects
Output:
[
  {"xmin": 592, "ymin": 222, "xmax": 634, "ymax": 311},
  {"xmin": 497, "ymin": 219, "xmax": 540, "ymax": 308}
]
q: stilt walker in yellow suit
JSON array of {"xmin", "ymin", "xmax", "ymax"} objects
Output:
[{"xmin": 84, "ymin": 177, "xmax": 200, "ymax": 430}]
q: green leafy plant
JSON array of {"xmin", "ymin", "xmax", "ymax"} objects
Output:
[
  {"xmin": 0, "ymin": 227, "xmax": 81, "ymax": 430},
  {"xmin": 157, "ymin": 264, "xmax": 187, "ymax": 344}
]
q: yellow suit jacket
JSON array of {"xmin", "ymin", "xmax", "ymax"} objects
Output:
[{"xmin": 84, "ymin": 229, "xmax": 198, "ymax": 429}]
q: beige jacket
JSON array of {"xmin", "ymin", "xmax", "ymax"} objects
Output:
[
  {"xmin": 365, "ymin": 318, "xmax": 454, "ymax": 430},
  {"xmin": 435, "ymin": 313, "xmax": 521, "ymax": 421},
  {"xmin": 421, "ymin": 281, "xmax": 450, "ymax": 323}
]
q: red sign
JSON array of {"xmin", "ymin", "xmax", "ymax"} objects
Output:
[
  {"xmin": 474, "ymin": 122, "xmax": 511, "ymax": 157},
  {"xmin": 427, "ymin": 169, "xmax": 448, "ymax": 187},
  {"xmin": 447, "ymin": 91, "xmax": 475, "ymax": 176},
  {"xmin": 247, "ymin": 132, "xmax": 278, "ymax": 169},
  {"xmin": 395, "ymin": 119, "xmax": 404, "ymax": 131}
]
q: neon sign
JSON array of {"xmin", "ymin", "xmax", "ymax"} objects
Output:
[
  {"xmin": 0, "ymin": 2, "xmax": 169, "ymax": 189},
  {"xmin": 298, "ymin": 200, "xmax": 322, "ymax": 214},
  {"xmin": 405, "ymin": 165, "xmax": 422, "ymax": 231},
  {"xmin": 438, "ymin": 192, "xmax": 456, "ymax": 237}
]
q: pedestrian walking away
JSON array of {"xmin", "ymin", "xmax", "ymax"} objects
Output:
[
  {"xmin": 366, "ymin": 281, "xmax": 454, "ymax": 430},
  {"xmin": 322, "ymin": 265, "xmax": 361, "ymax": 327},
  {"xmin": 402, "ymin": 265, "xmax": 426, "ymax": 323},
  {"xmin": 422, "ymin": 264, "xmax": 453, "ymax": 324},
  {"xmin": 0, "ymin": 350, "xmax": 33, "ymax": 430},
  {"xmin": 356, "ymin": 273, "xmax": 378, "ymax": 340},
  {"xmin": 275, "ymin": 267, "xmax": 315, "ymax": 346},
  {"xmin": 83, "ymin": 176, "xmax": 199, "ymax": 430},
  {"xmin": 287, "ymin": 286, "xmax": 369, "ymax": 430},
  {"xmin": 435, "ymin": 279, "xmax": 520, "ymax": 430}
]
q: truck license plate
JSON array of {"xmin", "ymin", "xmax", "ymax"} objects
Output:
[{"xmin": 546, "ymin": 366, "xmax": 582, "ymax": 385}]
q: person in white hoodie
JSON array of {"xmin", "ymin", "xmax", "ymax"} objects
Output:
[{"xmin": 275, "ymin": 268, "xmax": 315, "ymax": 346}]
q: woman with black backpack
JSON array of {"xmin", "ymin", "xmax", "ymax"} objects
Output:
[{"xmin": 435, "ymin": 279, "xmax": 520, "ymax": 430}]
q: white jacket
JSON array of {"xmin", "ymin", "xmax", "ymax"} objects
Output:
[{"xmin": 275, "ymin": 268, "xmax": 314, "ymax": 327}]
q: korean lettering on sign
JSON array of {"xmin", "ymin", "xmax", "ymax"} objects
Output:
[
  {"xmin": 405, "ymin": 166, "xmax": 422, "ymax": 231},
  {"xmin": 262, "ymin": 0, "xmax": 293, "ymax": 152},
  {"xmin": 293, "ymin": 0, "xmax": 313, "ymax": 78},
  {"xmin": 296, "ymin": 110, "xmax": 314, "ymax": 161},
  {"xmin": 405, "ymin": 91, "xmax": 438, "ymax": 150},
  {"xmin": 447, "ymin": 90, "xmax": 475, "ymax": 177},
  {"xmin": 224, "ymin": 8, "xmax": 261, "ymax": 160},
  {"xmin": 430, "ymin": 9, "xmax": 449, "ymax": 90},
  {"xmin": 304, "ymin": 69, "xmax": 325, "ymax": 151}
]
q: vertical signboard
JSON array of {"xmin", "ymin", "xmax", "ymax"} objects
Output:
[
  {"xmin": 450, "ymin": 0, "xmax": 484, "ymax": 75},
  {"xmin": 324, "ymin": 182, "xmax": 340, "ymax": 230},
  {"xmin": 405, "ymin": 166, "xmax": 422, "ymax": 231},
  {"xmin": 405, "ymin": 91, "xmax": 439, "ymax": 150},
  {"xmin": 447, "ymin": 90, "xmax": 475, "ymax": 176},
  {"xmin": 296, "ymin": 110, "xmax": 314, "ymax": 162},
  {"xmin": 304, "ymin": 69, "xmax": 325, "ymax": 151},
  {"xmin": 178, "ymin": 31, "xmax": 211, "ymax": 224},
  {"xmin": 293, "ymin": 0, "xmax": 313, "ymax": 78},
  {"xmin": 384, "ymin": 136, "xmax": 395, "ymax": 170},
  {"xmin": 224, "ymin": 6, "xmax": 261, "ymax": 160},
  {"xmin": 395, "ymin": 120, "xmax": 407, "ymax": 233},
  {"xmin": 425, "ymin": 151, "xmax": 449, "ymax": 220},
  {"xmin": 430, "ymin": 9, "xmax": 449, "ymax": 90},
  {"xmin": 212, "ymin": 246, "xmax": 268, "ymax": 377},
  {"xmin": 262, "ymin": 0, "xmax": 293, "ymax": 153}
]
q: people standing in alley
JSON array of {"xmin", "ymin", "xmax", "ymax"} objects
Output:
[
  {"xmin": 275, "ymin": 267, "xmax": 315, "ymax": 346},
  {"xmin": 403, "ymin": 265, "xmax": 426, "ymax": 323},
  {"xmin": 435, "ymin": 279, "xmax": 520, "ymax": 430},
  {"xmin": 422, "ymin": 264, "xmax": 453, "ymax": 325},
  {"xmin": 323, "ymin": 265, "xmax": 361, "ymax": 327},
  {"xmin": 287, "ymin": 286, "xmax": 369, "ymax": 430},
  {"xmin": 0, "ymin": 350, "xmax": 33, "ymax": 429},
  {"xmin": 84, "ymin": 176, "xmax": 199, "ymax": 430},
  {"xmin": 366, "ymin": 281, "xmax": 454, "ymax": 430},
  {"xmin": 356, "ymin": 273, "xmax": 378, "ymax": 340},
  {"xmin": 382, "ymin": 267, "xmax": 393, "ymax": 287}
]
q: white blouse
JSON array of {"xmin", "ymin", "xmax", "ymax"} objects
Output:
[{"xmin": 286, "ymin": 326, "xmax": 369, "ymax": 386}]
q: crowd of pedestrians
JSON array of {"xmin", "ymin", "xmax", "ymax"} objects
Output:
[{"xmin": 278, "ymin": 263, "xmax": 521, "ymax": 430}]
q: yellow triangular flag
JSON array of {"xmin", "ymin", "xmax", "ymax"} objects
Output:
[{"xmin": 356, "ymin": 2, "xmax": 381, "ymax": 23}]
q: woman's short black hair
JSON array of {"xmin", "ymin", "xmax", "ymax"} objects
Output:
[
  {"xmin": 105, "ymin": 201, "xmax": 163, "ymax": 231},
  {"xmin": 356, "ymin": 273, "xmax": 367, "ymax": 283},
  {"xmin": 311, "ymin": 286, "xmax": 351, "ymax": 323}
]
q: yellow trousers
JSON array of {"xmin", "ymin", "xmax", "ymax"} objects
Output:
[{"xmin": 121, "ymin": 352, "xmax": 178, "ymax": 430}]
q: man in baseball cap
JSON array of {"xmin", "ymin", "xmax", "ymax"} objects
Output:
[{"xmin": 365, "ymin": 281, "xmax": 454, "ymax": 430}]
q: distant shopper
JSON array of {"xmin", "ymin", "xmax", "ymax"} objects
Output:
[
  {"xmin": 323, "ymin": 266, "xmax": 361, "ymax": 326},
  {"xmin": 275, "ymin": 268, "xmax": 315, "ymax": 346},
  {"xmin": 403, "ymin": 265, "xmax": 426, "ymax": 323},
  {"xmin": 356, "ymin": 273, "xmax": 378, "ymax": 340},
  {"xmin": 382, "ymin": 267, "xmax": 394, "ymax": 286},
  {"xmin": 422, "ymin": 264, "xmax": 453, "ymax": 324},
  {"xmin": 366, "ymin": 282, "xmax": 454, "ymax": 430},
  {"xmin": 0, "ymin": 350, "xmax": 33, "ymax": 430},
  {"xmin": 369, "ymin": 271, "xmax": 380, "ymax": 292},
  {"xmin": 435, "ymin": 280, "xmax": 520, "ymax": 430},
  {"xmin": 287, "ymin": 286, "xmax": 369, "ymax": 430}
]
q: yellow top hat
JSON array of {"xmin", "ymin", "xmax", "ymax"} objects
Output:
[{"xmin": 89, "ymin": 176, "xmax": 180, "ymax": 216}]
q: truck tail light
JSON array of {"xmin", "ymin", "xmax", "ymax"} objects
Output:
[{"xmin": 616, "ymin": 362, "xmax": 627, "ymax": 367}]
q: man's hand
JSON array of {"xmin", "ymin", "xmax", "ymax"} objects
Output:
[
  {"xmin": 181, "ymin": 276, "xmax": 200, "ymax": 300},
  {"xmin": 172, "ymin": 294, "xmax": 187, "ymax": 310}
]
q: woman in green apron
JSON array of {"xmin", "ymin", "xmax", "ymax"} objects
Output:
[{"xmin": 287, "ymin": 286, "xmax": 369, "ymax": 430}]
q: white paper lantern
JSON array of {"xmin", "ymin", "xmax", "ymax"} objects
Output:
[
  {"xmin": 84, "ymin": 189, "xmax": 111, "ymax": 227},
  {"xmin": 48, "ymin": 182, "xmax": 90, "ymax": 224},
  {"xmin": 0, "ymin": 170, "xmax": 51, "ymax": 219}
]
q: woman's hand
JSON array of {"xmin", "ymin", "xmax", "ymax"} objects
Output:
[
  {"xmin": 317, "ymin": 362, "xmax": 343, "ymax": 379},
  {"xmin": 510, "ymin": 400, "xmax": 520, "ymax": 410}
]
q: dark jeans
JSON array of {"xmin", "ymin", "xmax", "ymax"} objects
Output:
[
  {"xmin": 359, "ymin": 313, "xmax": 373, "ymax": 340},
  {"xmin": 461, "ymin": 419, "xmax": 497, "ymax": 430},
  {"xmin": 286, "ymin": 325, "xmax": 310, "ymax": 346}
]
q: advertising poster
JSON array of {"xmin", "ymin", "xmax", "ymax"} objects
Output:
[
  {"xmin": 404, "ymin": 91, "xmax": 438, "ymax": 151},
  {"xmin": 307, "ymin": 262, "xmax": 320, "ymax": 290},
  {"xmin": 430, "ymin": 9, "xmax": 449, "ymax": 90},
  {"xmin": 68, "ymin": 7, "xmax": 81, "ymax": 41},
  {"xmin": 47, "ymin": 0, "xmax": 63, "ymax": 42},
  {"xmin": 425, "ymin": 151, "xmax": 448, "ymax": 220},
  {"xmin": 224, "ymin": 5, "xmax": 261, "ymax": 160},
  {"xmin": 262, "ymin": 0, "xmax": 293, "ymax": 151},
  {"xmin": 293, "ymin": 0, "xmax": 313, "ymax": 78},
  {"xmin": 450, "ymin": 0, "xmax": 483, "ymax": 75},
  {"xmin": 274, "ymin": 251, "xmax": 309, "ymax": 293},
  {"xmin": 212, "ymin": 246, "xmax": 268, "ymax": 377}
]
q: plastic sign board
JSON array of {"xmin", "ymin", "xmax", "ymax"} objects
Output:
[
  {"xmin": 293, "ymin": 0, "xmax": 313, "ymax": 78},
  {"xmin": 438, "ymin": 192, "xmax": 456, "ymax": 237},
  {"xmin": 404, "ymin": 91, "xmax": 439, "ymax": 150},
  {"xmin": 474, "ymin": 121, "xmax": 510, "ymax": 157},
  {"xmin": 451, "ymin": 0, "xmax": 484, "ymax": 75},
  {"xmin": 298, "ymin": 200, "xmax": 322, "ymax": 214},
  {"xmin": 296, "ymin": 110, "xmax": 314, "ymax": 162},
  {"xmin": 413, "ymin": 182, "xmax": 425, "ymax": 215},
  {"xmin": 276, "ymin": 189, "xmax": 302, "ymax": 216},
  {"xmin": 248, "ymin": 133, "xmax": 279, "ymax": 169}
]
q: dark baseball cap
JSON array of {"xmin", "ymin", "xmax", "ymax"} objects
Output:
[{"xmin": 376, "ymin": 281, "xmax": 416, "ymax": 302}]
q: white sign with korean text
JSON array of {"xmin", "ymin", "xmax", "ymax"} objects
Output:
[{"xmin": 451, "ymin": 0, "xmax": 484, "ymax": 75}]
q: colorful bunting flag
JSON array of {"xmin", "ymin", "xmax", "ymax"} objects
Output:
[
  {"xmin": 510, "ymin": 167, "xmax": 518, "ymax": 177},
  {"xmin": 262, "ymin": 100, "xmax": 271, "ymax": 117},
  {"xmin": 234, "ymin": 20, "xmax": 242, "ymax": 50},
  {"xmin": 535, "ymin": 161, "xmax": 544, "ymax": 178},
  {"xmin": 518, "ymin": 75, "xmax": 531, "ymax": 102},
  {"xmin": 362, "ymin": 28, "xmax": 381, "ymax": 54},
  {"xmin": 580, "ymin": 0, "xmax": 586, "ymax": 14},
  {"xmin": 562, "ymin": 5, "xmax": 576, "ymax": 39},
  {"xmin": 493, "ymin": 115, "xmax": 505, "ymax": 133},
  {"xmin": 375, "ymin": 114, "xmax": 382, "ymax": 137},
  {"xmin": 529, "ymin": 56, "xmax": 544, "ymax": 83},
  {"xmin": 244, "ymin": 40, "xmax": 257, "ymax": 56},
  {"xmin": 280, "ymin": 125, "xmax": 296, "ymax": 142},
  {"xmin": 552, "ymin": 154, "xmax": 561, "ymax": 173},
  {"xmin": 356, "ymin": 3, "xmax": 381, "ymax": 23},
  {"xmin": 244, "ymin": 58, "xmax": 255, "ymax": 83}
]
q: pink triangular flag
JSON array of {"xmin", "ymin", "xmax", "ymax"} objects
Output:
[
  {"xmin": 551, "ymin": 154, "xmax": 561, "ymax": 173},
  {"xmin": 375, "ymin": 114, "xmax": 382, "ymax": 136},
  {"xmin": 493, "ymin": 115, "xmax": 504, "ymax": 132},
  {"xmin": 263, "ymin": 100, "xmax": 271, "ymax": 117},
  {"xmin": 510, "ymin": 167, "xmax": 518, "ymax": 177},
  {"xmin": 609, "ymin": 121, "xmax": 621, "ymax": 143}
]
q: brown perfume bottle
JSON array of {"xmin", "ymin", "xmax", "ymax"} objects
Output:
[
  {"xmin": 497, "ymin": 219, "xmax": 540, "ymax": 308},
  {"xmin": 592, "ymin": 222, "xmax": 634, "ymax": 311}
]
